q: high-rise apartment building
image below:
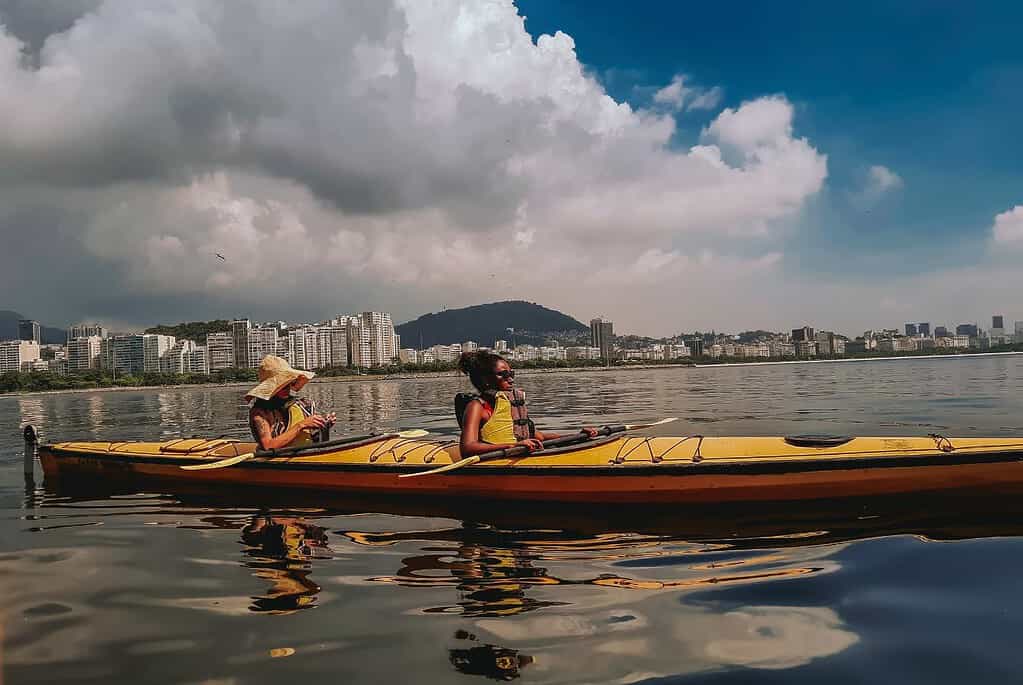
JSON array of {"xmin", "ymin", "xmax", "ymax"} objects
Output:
[
  {"xmin": 288, "ymin": 326, "xmax": 320, "ymax": 370},
  {"xmin": 318, "ymin": 326, "xmax": 348, "ymax": 368},
  {"xmin": 347, "ymin": 320, "xmax": 371, "ymax": 367},
  {"xmin": 904, "ymin": 323, "xmax": 918, "ymax": 337},
  {"xmin": 247, "ymin": 327, "xmax": 278, "ymax": 368},
  {"xmin": 67, "ymin": 336, "xmax": 103, "ymax": 372},
  {"xmin": 18, "ymin": 320, "xmax": 40, "ymax": 344},
  {"xmin": 816, "ymin": 331, "xmax": 844, "ymax": 355},
  {"xmin": 935, "ymin": 326, "xmax": 949, "ymax": 338},
  {"xmin": 206, "ymin": 332, "xmax": 234, "ymax": 371},
  {"xmin": 271, "ymin": 336, "xmax": 288, "ymax": 364},
  {"xmin": 231, "ymin": 319, "xmax": 251, "ymax": 369},
  {"xmin": 687, "ymin": 338, "xmax": 705, "ymax": 357},
  {"xmin": 161, "ymin": 340, "xmax": 208, "ymax": 375},
  {"xmin": 0, "ymin": 340, "xmax": 40, "ymax": 372},
  {"xmin": 359, "ymin": 312, "xmax": 397, "ymax": 366},
  {"xmin": 590, "ymin": 318, "xmax": 614, "ymax": 360},
  {"xmin": 143, "ymin": 334, "xmax": 176, "ymax": 372},
  {"xmin": 187, "ymin": 346, "xmax": 209, "ymax": 375},
  {"xmin": 918, "ymin": 322, "xmax": 931, "ymax": 337},
  {"xmin": 993, "ymin": 315, "xmax": 1005, "ymax": 330},
  {"xmin": 494, "ymin": 340, "xmax": 508, "ymax": 352},
  {"xmin": 101, "ymin": 335, "xmax": 146, "ymax": 374},
  {"xmin": 566, "ymin": 346, "xmax": 601, "ymax": 360},
  {"xmin": 956, "ymin": 323, "xmax": 978, "ymax": 337},
  {"xmin": 794, "ymin": 339, "xmax": 818, "ymax": 357},
  {"xmin": 68, "ymin": 323, "xmax": 108, "ymax": 340},
  {"xmin": 791, "ymin": 326, "xmax": 815, "ymax": 342}
]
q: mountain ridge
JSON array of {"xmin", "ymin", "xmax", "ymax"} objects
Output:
[
  {"xmin": 396, "ymin": 301, "xmax": 590, "ymax": 348},
  {"xmin": 0, "ymin": 310, "xmax": 67, "ymax": 345}
]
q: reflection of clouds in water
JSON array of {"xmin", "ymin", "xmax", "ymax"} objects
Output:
[
  {"xmin": 700, "ymin": 606, "xmax": 857, "ymax": 670},
  {"xmin": 474, "ymin": 599, "xmax": 857, "ymax": 680},
  {"xmin": 1, "ymin": 546, "xmax": 169, "ymax": 667},
  {"xmin": 346, "ymin": 524, "xmax": 855, "ymax": 679}
]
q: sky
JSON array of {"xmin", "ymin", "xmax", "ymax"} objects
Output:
[{"xmin": 1, "ymin": 0, "xmax": 1021, "ymax": 337}]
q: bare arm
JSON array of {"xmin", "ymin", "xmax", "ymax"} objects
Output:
[
  {"xmin": 535, "ymin": 427, "xmax": 599, "ymax": 441},
  {"xmin": 251, "ymin": 410, "xmax": 326, "ymax": 451}
]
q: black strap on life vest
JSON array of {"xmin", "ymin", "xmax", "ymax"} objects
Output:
[
  {"xmin": 454, "ymin": 392, "xmax": 479, "ymax": 429},
  {"xmin": 454, "ymin": 390, "xmax": 535, "ymax": 438}
]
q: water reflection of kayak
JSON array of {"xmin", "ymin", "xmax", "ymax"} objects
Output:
[
  {"xmin": 38, "ymin": 432, "xmax": 1023, "ymax": 505},
  {"xmin": 42, "ymin": 471, "xmax": 1023, "ymax": 551}
]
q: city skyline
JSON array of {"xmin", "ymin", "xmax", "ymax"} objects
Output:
[
  {"xmin": 7, "ymin": 305, "xmax": 1023, "ymax": 349},
  {"xmin": 1, "ymin": 3, "xmax": 1021, "ymax": 335}
]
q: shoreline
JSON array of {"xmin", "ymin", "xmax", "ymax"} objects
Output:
[
  {"xmin": 0, "ymin": 366, "xmax": 617, "ymax": 399},
  {"xmin": 692, "ymin": 350, "xmax": 1023, "ymax": 369},
  {"xmin": 3, "ymin": 351, "xmax": 1021, "ymax": 399}
]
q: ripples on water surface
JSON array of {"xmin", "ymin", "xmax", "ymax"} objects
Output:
[{"xmin": 4, "ymin": 357, "xmax": 1023, "ymax": 683}]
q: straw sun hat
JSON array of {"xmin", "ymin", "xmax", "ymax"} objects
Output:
[{"xmin": 245, "ymin": 355, "xmax": 315, "ymax": 401}]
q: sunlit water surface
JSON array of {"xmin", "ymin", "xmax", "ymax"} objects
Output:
[{"xmin": 4, "ymin": 357, "xmax": 1023, "ymax": 683}]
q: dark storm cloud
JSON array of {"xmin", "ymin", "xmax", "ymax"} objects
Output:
[
  {"xmin": 0, "ymin": 0, "xmax": 101, "ymax": 58},
  {"xmin": 0, "ymin": 1, "xmax": 836, "ymax": 333}
]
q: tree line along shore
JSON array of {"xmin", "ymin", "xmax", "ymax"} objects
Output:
[{"xmin": 3, "ymin": 344, "xmax": 1023, "ymax": 395}]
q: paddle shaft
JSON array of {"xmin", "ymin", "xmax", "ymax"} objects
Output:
[
  {"xmin": 181, "ymin": 429, "xmax": 429, "ymax": 471},
  {"xmin": 256, "ymin": 431, "xmax": 390, "ymax": 458},
  {"xmin": 473, "ymin": 425, "xmax": 626, "ymax": 464},
  {"xmin": 398, "ymin": 424, "xmax": 634, "ymax": 478}
]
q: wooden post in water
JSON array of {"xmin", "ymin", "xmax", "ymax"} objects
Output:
[{"xmin": 23, "ymin": 424, "xmax": 38, "ymax": 480}]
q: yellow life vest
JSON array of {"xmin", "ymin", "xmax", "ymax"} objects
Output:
[
  {"xmin": 250, "ymin": 397, "xmax": 323, "ymax": 449},
  {"xmin": 479, "ymin": 390, "xmax": 532, "ymax": 444},
  {"xmin": 285, "ymin": 399, "xmax": 316, "ymax": 448}
]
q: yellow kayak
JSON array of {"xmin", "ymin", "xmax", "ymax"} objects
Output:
[{"xmin": 38, "ymin": 432, "xmax": 1023, "ymax": 504}]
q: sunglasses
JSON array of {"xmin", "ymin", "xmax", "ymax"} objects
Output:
[{"xmin": 493, "ymin": 369, "xmax": 515, "ymax": 379}]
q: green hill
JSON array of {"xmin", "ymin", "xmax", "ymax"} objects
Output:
[
  {"xmin": 396, "ymin": 301, "xmax": 589, "ymax": 348},
  {"xmin": 144, "ymin": 320, "xmax": 232, "ymax": 344},
  {"xmin": 0, "ymin": 310, "xmax": 66, "ymax": 344}
]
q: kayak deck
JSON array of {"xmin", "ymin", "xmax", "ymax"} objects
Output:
[{"xmin": 38, "ymin": 434, "xmax": 1023, "ymax": 504}]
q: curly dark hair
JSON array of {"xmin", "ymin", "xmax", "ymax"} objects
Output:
[{"xmin": 457, "ymin": 350, "xmax": 508, "ymax": 393}]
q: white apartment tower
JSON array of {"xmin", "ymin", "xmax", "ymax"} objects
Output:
[
  {"xmin": 347, "ymin": 320, "xmax": 372, "ymax": 367},
  {"xmin": 247, "ymin": 327, "xmax": 278, "ymax": 368},
  {"xmin": 161, "ymin": 340, "xmax": 209, "ymax": 374},
  {"xmin": 0, "ymin": 340, "xmax": 40, "ymax": 372},
  {"xmin": 66, "ymin": 336, "xmax": 103, "ymax": 372},
  {"xmin": 206, "ymin": 332, "xmax": 235, "ymax": 371},
  {"xmin": 68, "ymin": 323, "xmax": 108, "ymax": 341},
  {"xmin": 318, "ymin": 325, "xmax": 348, "ymax": 368},
  {"xmin": 358, "ymin": 312, "xmax": 397, "ymax": 366},
  {"xmin": 143, "ymin": 334, "xmax": 176, "ymax": 372},
  {"xmin": 288, "ymin": 326, "xmax": 320, "ymax": 371}
]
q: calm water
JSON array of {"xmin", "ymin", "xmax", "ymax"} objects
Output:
[{"xmin": 4, "ymin": 356, "xmax": 1023, "ymax": 684}]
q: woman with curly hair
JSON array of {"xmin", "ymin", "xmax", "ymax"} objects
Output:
[{"xmin": 455, "ymin": 350, "xmax": 597, "ymax": 458}]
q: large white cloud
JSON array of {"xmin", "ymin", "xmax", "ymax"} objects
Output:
[
  {"xmin": 0, "ymin": 0, "xmax": 828, "ymax": 333},
  {"xmin": 992, "ymin": 205, "xmax": 1023, "ymax": 244}
]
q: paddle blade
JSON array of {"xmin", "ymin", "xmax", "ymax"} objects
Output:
[
  {"xmin": 624, "ymin": 417, "xmax": 677, "ymax": 430},
  {"xmin": 399, "ymin": 455, "xmax": 480, "ymax": 479},
  {"xmin": 181, "ymin": 452, "xmax": 254, "ymax": 471},
  {"xmin": 396, "ymin": 429, "xmax": 430, "ymax": 438}
]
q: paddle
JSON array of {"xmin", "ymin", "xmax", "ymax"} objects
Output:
[
  {"xmin": 181, "ymin": 429, "xmax": 431, "ymax": 471},
  {"xmin": 399, "ymin": 418, "xmax": 677, "ymax": 479}
]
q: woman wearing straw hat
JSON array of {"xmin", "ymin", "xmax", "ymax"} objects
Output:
[{"xmin": 247, "ymin": 355, "xmax": 336, "ymax": 451}]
